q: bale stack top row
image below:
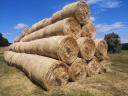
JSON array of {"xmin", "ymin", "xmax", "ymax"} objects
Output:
[{"xmin": 4, "ymin": 1, "xmax": 111, "ymax": 90}]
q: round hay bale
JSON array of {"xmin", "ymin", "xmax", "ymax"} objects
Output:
[
  {"xmin": 20, "ymin": 17, "xmax": 82, "ymax": 42},
  {"xmin": 95, "ymin": 39, "xmax": 108, "ymax": 61},
  {"xmin": 87, "ymin": 57, "xmax": 102, "ymax": 76},
  {"xmin": 22, "ymin": 28, "xmax": 29, "ymax": 36},
  {"xmin": 14, "ymin": 36, "xmax": 23, "ymax": 43},
  {"xmin": 100, "ymin": 57, "xmax": 111, "ymax": 73},
  {"xmin": 52, "ymin": 1, "xmax": 90, "ymax": 24},
  {"xmin": 77, "ymin": 37, "xmax": 96, "ymax": 60},
  {"xmin": 10, "ymin": 36, "xmax": 79, "ymax": 64},
  {"xmin": 28, "ymin": 18, "xmax": 52, "ymax": 34},
  {"xmin": 14, "ymin": 28, "xmax": 29, "ymax": 43},
  {"xmin": 69, "ymin": 58, "xmax": 87, "ymax": 81},
  {"xmin": 4, "ymin": 51, "xmax": 69, "ymax": 90},
  {"xmin": 82, "ymin": 20, "xmax": 96, "ymax": 39}
]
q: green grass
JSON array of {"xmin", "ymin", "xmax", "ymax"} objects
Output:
[
  {"xmin": 0, "ymin": 47, "xmax": 128, "ymax": 96},
  {"xmin": 110, "ymin": 50, "xmax": 128, "ymax": 73}
]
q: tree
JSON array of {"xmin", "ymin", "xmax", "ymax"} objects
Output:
[
  {"xmin": 0, "ymin": 33, "xmax": 9, "ymax": 46},
  {"xmin": 122, "ymin": 43, "xmax": 128, "ymax": 50},
  {"xmin": 104, "ymin": 32, "xmax": 122, "ymax": 53},
  {"xmin": 0, "ymin": 33, "xmax": 3, "ymax": 40}
]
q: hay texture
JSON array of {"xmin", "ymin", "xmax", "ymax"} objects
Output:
[
  {"xmin": 52, "ymin": 1, "xmax": 90, "ymax": 24},
  {"xmin": 95, "ymin": 39, "xmax": 108, "ymax": 61},
  {"xmin": 9, "ymin": 36, "xmax": 79, "ymax": 64},
  {"xmin": 69, "ymin": 58, "xmax": 87, "ymax": 81},
  {"xmin": 100, "ymin": 57, "xmax": 111, "ymax": 73},
  {"xmin": 87, "ymin": 57, "xmax": 102, "ymax": 76},
  {"xmin": 77, "ymin": 37, "xmax": 96, "ymax": 60},
  {"xmin": 14, "ymin": 35, "xmax": 23, "ymax": 43},
  {"xmin": 14, "ymin": 28, "xmax": 29, "ymax": 43},
  {"xmin": 28, "ymin": 18, "xmax": 52, "ymax": 34},
  {"xmin": 4, "ymin": 51, "xmax": 69, "ymax": 90},
  {"xmin": 20, "ymin": 17, "xmax": 82, "ymax": 42},
  {"xmin": 82, "ymin": 20, "xmax": 96, "ymax": 39},
  {"xmin": 21, "ymin": 28, "xmax": 29, "ymax": 36}
]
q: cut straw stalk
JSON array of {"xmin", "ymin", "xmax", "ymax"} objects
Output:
[
  {"xmin": 4, "ymin": 51, "xmax": 69, "ymax": 90},
  {"xmin": 10, "ymin": 36, "xmax": 79, "ymax": 64},
  {"xmin": 20, "ymin": 17, "xmax": 82, "ymax": 42},
  {"xmin": 77, "ymin": 37, "xmax": 96, "ymax": 60}
]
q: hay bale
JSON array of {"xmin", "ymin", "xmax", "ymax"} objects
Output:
[
  {"xmin": 100, "ymin": 57, "xmax": 111, "ymax": 73},
  {"xmin": 28, "ymin": 18, "xmax": 52, "ymax": 34},
  {"xmin": 81, "ymin": 20, "xmax": 96, "ymax": 39},
  {"xmin": 9, "ymin": 36, "xmax": 79, "ymax": 64},
  {"xmin": 69, "ymin": 58, "xmax": 87, "ymax": 81},
  {"xmin": 14, "ymin": 35, "xmax": 23, "ymax": 43},
  {"xmin": 95, "ymin": 39, "xmax": 108, "ymax": 61},
  {"xmin": 52, "ymin": 1, "xmax": 90, "ymax": 24},
  {"xmin": 87, "ymin": 57, "xmax": 102, "ymax": 76},
  {"xmin": 14, "ymin": 28, "xmax": 29, "ymax": 43},
  {"xmin": 22, "ymin": 28, "xmax": 29, "ymax": 36},
  {"xmin": 4, "ymin": 51, "xmax": 69, "ymax": 90},
  {"xmin": 23, "ymin": 1, "xmax": 89, "ymax": 35},
  {"xmin": 20, "ymin": 17, "xmax": 82, "ymax": 42},
  {"xmin": 77, "ymin": 37, "xmax": 96, "ymax": 60}
]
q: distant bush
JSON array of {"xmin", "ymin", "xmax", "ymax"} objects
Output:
[
  {"xmin": 122, "ymin": 43, "xmax": 128, "ymax": 50},
  {"xmin": 0, "ymin": 33, "xmax": 9, "ymax": 47},
  {"xmin": 104, "ymin": 32, "xmax": 122, "ymax": 53}
]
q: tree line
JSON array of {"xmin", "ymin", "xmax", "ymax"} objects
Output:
[
  {"xmin": 104, "ymin": 32, "xmax": 128, "ymax": 53},
  {"xmin": 0, "ymin": 33, "xmax": 9, "ymax": 47}
]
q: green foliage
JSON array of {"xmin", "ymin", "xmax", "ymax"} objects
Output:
[
  {"xmin": 0, "ymin": 33, "xmax": 9, "ymax": 46},
  {"xmin": 104, "ymin": 32, "xmax": 122, "ymax": 53},
  {"xmin": 122, "ymin": 43, "xmax": 128, "ymax": 50}
]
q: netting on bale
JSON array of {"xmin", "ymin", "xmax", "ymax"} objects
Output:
[
  {"xmin": 20, "ymin": 17, "xmax": 82, "ymax": 42},
  {"xmin": 4, "ymin": 51, "xmax": 69, "ymax": 90},
  {"xmin": 9, "ymin": 36, "xmax": 79, "ymax": 64},
  {"xmin": 69, "ymin": 58, "xmax": 87, "ymax": 81},
  {"xmin": 77, "ymin": 37, "xmax": 96, "ymax": 60}
]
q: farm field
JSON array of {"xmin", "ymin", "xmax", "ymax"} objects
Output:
[{"xmin": 0, "ymin": 47, "xmax": 128, "ymax": 96}]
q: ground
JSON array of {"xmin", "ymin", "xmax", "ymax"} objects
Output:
[{"xmin": 0, "ymin": 47, "xmax": 128, "ymax": 96}]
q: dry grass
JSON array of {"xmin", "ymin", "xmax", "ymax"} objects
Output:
[{"xmin": 0, "ymin": 47, "xmax": 128, "ymax": 96}]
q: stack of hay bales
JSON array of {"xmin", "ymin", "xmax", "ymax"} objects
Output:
[{"xmin": 4, "ymin": 1, "xmax": 111, "ymax": 90}]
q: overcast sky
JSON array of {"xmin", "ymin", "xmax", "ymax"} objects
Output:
[{"xmin": 0, "ymin": 0, "xmax": 128, "ymax": 43}]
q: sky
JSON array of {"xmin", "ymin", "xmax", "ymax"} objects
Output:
[{"xmin": 0, "ymin": 0, "xmax": 128, "ymax": 43}]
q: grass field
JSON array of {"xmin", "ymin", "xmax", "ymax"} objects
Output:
[{"xmin": 0, "ymin": 47, "xmax": 128, "ymax": 96}]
